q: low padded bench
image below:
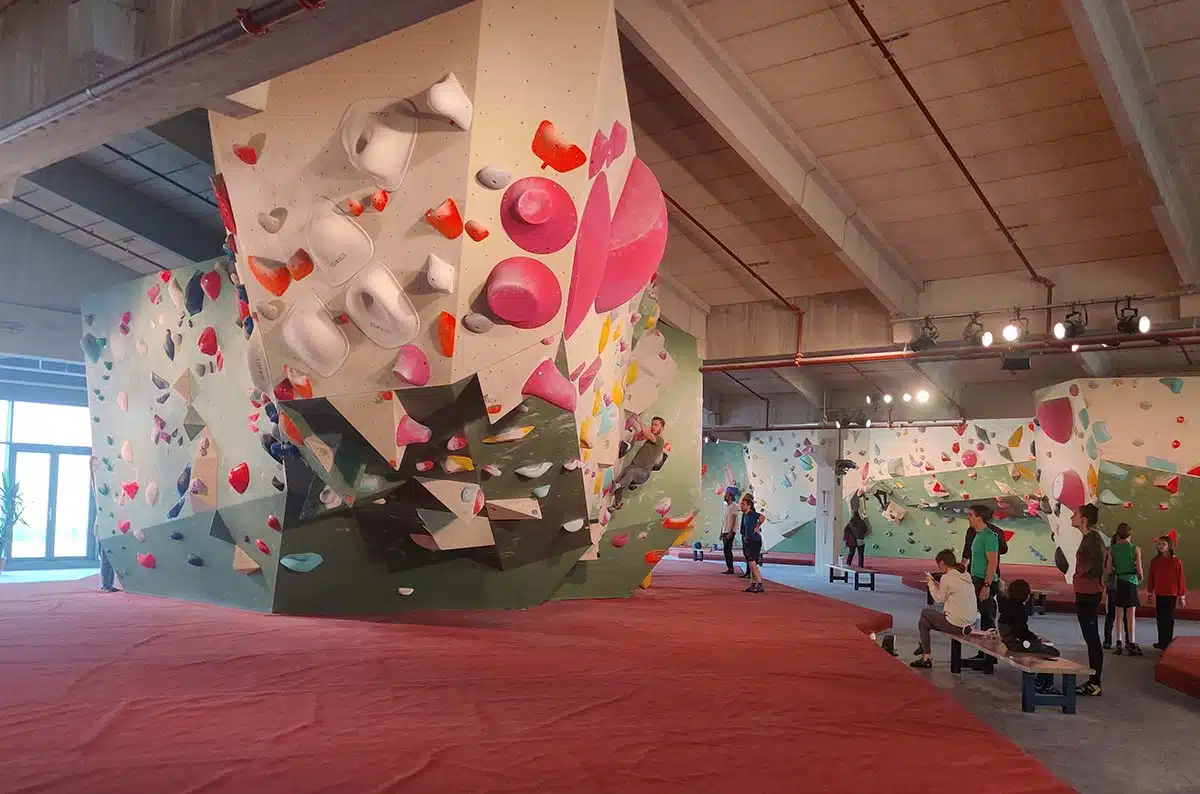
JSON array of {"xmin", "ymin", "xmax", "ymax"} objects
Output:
[
  {"xmin": 828, "ymin": 564, "xmax": 876, "ymax": 591},
  {"xmin": 942, "ymin": 630, "xmax": 1093, "ymax": 714}
]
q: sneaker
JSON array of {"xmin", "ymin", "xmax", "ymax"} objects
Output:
[
  {"xmin": 1076, "ymin": 681, "xmax": 1102, "ymax": 697},
  {"xmin": 1113, "ymin": 642, "xmax": 1124, "ymax": 655},
  {"xmin": 1102, "ymin": 639, "xmax": 1112, "ymax": 650},
  {"xmin": 755, "ymin": 584, "xmax": 766, "ymax": 594},
  {"xmin": 1128, "ymin": 643, "xmax": 1143, "ymax": 656},
  {"xmin": 910, "ymin": 658, "xmax": 932, "ymax": 669},
  {"xmin": 722, "ymin": 569, "xmax": 735, "ymax": 575},
  {"xmin": 913, "ymin": 646, "xmax": 925, "ymax": 657},
  {"xmin": 1153, "ymin": 642, "xmax": 1166, "ymax": 650},
  {"xmin": 744, "ymin": 584, "xmax": 757, "ymax": 593}
]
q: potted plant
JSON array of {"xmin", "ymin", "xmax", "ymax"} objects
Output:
[{"xmin": 0, "ymin": 470, "xmax": 23, "ymax": 574}]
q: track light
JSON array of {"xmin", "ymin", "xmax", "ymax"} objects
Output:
[
  {"xmin": 1116, "ymin": 298, "xmax": 1150, "ymax": 334},
  {"xmin": 916, "ymin": 389, "xmax": 930, "ymax": 403},
  {"xmin": 1002, "ymin": 311, "xmax": 1029, "ymax": 343},
  {"xmin": 910, "ymin": 316, "xmax": 939, "ymax": 352},
  {"xmin": 1053, "ymin": 306, "xmax": 1087, "ymax": 341},
  {"xmin": 865, "ymin": 394, "xmax": 872, "ymax": 405},
  {"xmin": 902, "ymin": 392, "xmax": 912, "ymax": 402},
  {"xmin": 1070, "ymin": 343, "xmax": 1080, "ymax": 353},
  {"xmin": 964, "ymin": 314, "xmax": 993, "ymax": 347},
  {"xmin": 882, "ymin": 393, "xmax": 893, "ymax": 404}
]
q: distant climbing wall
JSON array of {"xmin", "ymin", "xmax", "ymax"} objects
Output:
[
  {"xmin": 742, "ymin": 431, "xmax": 830, "ymax": 553},
  {"xmin": 840, "ymin": 422, "xmax": 1055, "ymax": 566},
  {"xmin": 85, "ymin": 0, "xmax": 679, "ymax": 614},
  {"xmin": 1034, "ymin": 377, "xmax": 1200, "ymax": 578},
  {"xmin": 698, "ymin": 440, "xmax": 749, "ymax": 547},
  {"xmin": 82, "ymin": 262, "xmax": 284, "ymax": 611},
  {"xmin": 553, "ymin": 318, "xmax": 700, "ymax": 598}
]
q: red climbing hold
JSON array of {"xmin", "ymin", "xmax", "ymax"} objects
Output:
[
  {"xmin": 228, "ymin": 462, "xmax": 250, "ymax": 494},
  {"xmin": 531, "ymin": 120, "xmax": 587, "ymax": 174},
  {"xmin": 137, "ymin": 552, "xmax": 156, "ymax": 569},
  {"xmin": 122, "ymin": 481, "xmax": 139, "ymax": 499},
  {"xmin": 255, "ymin": 538, "xmax": 271, "ymax": 555},
  {"xmin": 644, "ymin": 549, "xmax": 667, "ymax": 565},
  {"xmin": 197, "ymin": 326, "xmax": 218, "ymax": 356},
  {"xmin": 425, "ymin": 198, "xmax": 464, "ymax": 239},
  {"xmin": 436, "ymin": 312, "xmax": 456, "ymax": 357},
  {"xmin": 200, "ymin": 270, "xmax": 222, "ymax": 300},
  {"xmin": 117, "ymin": 520, "xmax": 131, "ymax": 533},
  {"xmin": 267, "ymin": 515, "xmax": 281, "ymax": 531}
]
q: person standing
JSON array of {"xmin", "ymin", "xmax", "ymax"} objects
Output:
[
  {"xmin": 844, "ymin": 492, "xmax": 870, "ymax": 567},
  {"xmin": 720, "ymin": 488, "xmax": 740, "ymax": 575},
  {"xmin": 1147, "ymin": 534, "xmax": 1187, "ymax": 650},
  {"xmin": 1107, "ymin": 522, "xmax": 1143, "ymax": 656},
  {"xmin": 1072, "ymin": 503, "xmax": 1106, "ymax": 697},
  {"xmin": 965, "ymin": 505, "xmax": 1001, "ymax": 631},
  {"xmin": 740, "ymin": 494, "xmax": 765, "ymax": 593}
]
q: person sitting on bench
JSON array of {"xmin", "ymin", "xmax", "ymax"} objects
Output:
[
  {"xmin": 998, "ymin": 578, "xmax": 1059, "ymax": 694},
  {"xmin": 911, "ymin": 549, "xmax": 977, "ymax": 669}
]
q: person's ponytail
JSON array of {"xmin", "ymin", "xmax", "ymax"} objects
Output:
[{"xmin": 934, "ymin": 548, "xmax": 965, "ymax": 573}]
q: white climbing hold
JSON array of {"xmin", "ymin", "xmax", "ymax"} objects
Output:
[
  {"xmin": 424, "ymin": 253, "xmax": 456, "ymax": 294},
  {"xmin": 562, "ymin": 519, "xmax": 585, "ymax": 533},
  {"xmin": 515, "ymin": 462, "xmax": 552, "ymax": 479},
  {"xmin": 425, "ymin": 72, "xmax": 473, "ymax": 130}
]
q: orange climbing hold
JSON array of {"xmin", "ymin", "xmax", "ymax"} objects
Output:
[
  {"xmin": 436, "ymin": 311, "xmax": 456, "ymax": 357},
  {"xmin": 425, "ymin": 198, "xmax": 464, "ymax": 239},
  {"xmin": 247, "ymin": 256, "xmax": 291, "ymax": 297}
]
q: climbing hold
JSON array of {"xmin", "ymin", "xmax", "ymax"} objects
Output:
[
  {"xmin": 121, "ymin": 481, "xmax": 139, "ymax": 500},
  {"xmin": 425, "ymin": 198, "xmax": 464, "ymax": 239},
  {"xmin": 644, "ymin": 550, "xmax": 667, "ymax": 565},
  {"xmin": 608, "ymin": 121, "xmax": 628, "ymax": 164},
  {"xmin": 610, "ymin": 532, "xmax": 629, "ymax": 548},
  {"xmin": 515, "ymin": 462, "xmax": 552, "ymax": 479},
  {"xmin": 1035, "ymin": 397, "xmax": 1074, "ymax": 444},
  {"xmin": 595, "ymin": 158, "xmax": 668, "ymax": 312},
  {"xmin": 1052, "ymin": 469, "xmax": 1086, "ymax": 510},
  {"xmin": 395, "ymin": 414, "xmax": 433, "ymax": 446},
  {"xmin": 169, "ymin": 531, "xmax": 184, "ymax": 541},
  {"xmin": 522, "ymin": 359, "xmax": 575, "ymax": 411},
  {"xmin": 117, "ymin": 520, "xmax": 131, "ymax": 533},
  {"xmin": 266, "ymin": 515, "xmax": 282, "ymax": 531},
  {"xmin": 482, "ymin": 464, "xmax": 501, "ymax": 477},
  {"xmin": 227, "ymin": 462, "xmax": 250, "ymax": 494},
  {"xmin": 447, "ymin": 435, "xmax": 468, "ymax": 452},
  {"xmin": 532, "ymin": 484, "xmax": 551, "ymax": 498},
  {"xmin": 398, "ymin": 587, "xmax": 415, "ymax": 596},
  {"xmin": 197, "ymin": 326, "xmax": 218, "ymax": 356},
  {"xmin": 476, "ymin": 165, "xmax": 511, "ymax": 190},
  {"xmin": 485, "ymin": 257, "xmax": 562, "ymax": 329},
  {"xmin": 287, "ymin": 248, "xmax": 315, "ymax": 281},
  {"xmin": 654, "ymin": 497, "xmax": 672, "ymax": 516},
  {"xmin": 232, "ymin": 143, "xmax": 258, "ymax": 165},
  {"xmin": 187, "ymin": 554, "xmax": 204, "ymax": 567},
  {"xmin": 564, "ymin": 173, "xmax": 611, "ymax": 339},
  {"xmin": 435, "ymin": 312, "xmax": 456, "ymax": 357},
  {"xmin": 576, "ymin": 357, "xmax": 602, "ymax": 394},
  {"xmin": 392, "ymin": 344, "xmax": 431, "ymax": 386},
  {"xmin": 462, "ymin": 312, "xmax": 493, "ymax": 334},
  {"xmin": 562, "ymin": 518, "xmax": 585, "ymax": 533},
  {"xmin": 415, "ymin": 461, "xmax": 435, "ymax": 473},
  {"xmin": 531, "ymin": 120, "xmax": 586, "ymax": 173},
  {"xmin": 465, "ymin": 220, "xmax": 489, "ymax": 242},
  {"xmin": 254, "ymin": 538, "xmax": 271, "ymax": 555},
  {"xmin": 247, "ymin": 256, "xmax": 291, "ymax": 297},
  {"xmin": 1160, "ymin": 377, "xmax": 1185, "ymax": 394},
  {"xmin": 482, "ymin": 425, "xmax": 533, "ymax": 443},
  {"xmin": 136, "ymin": 552, "xmax": 156, "ymax": 569},
  {"xmin": 500, "ymin": 177, "xmax": 579, "ymax": 254},
  {"xmin": 443, "ymin": 455, "xmax": 474, "ymax": 473},
  {"xmin": 280, "ymin": 552, "xmax": 324, "ymax": 572},
  {"xmin": 424, "ymin": 253, "xmax": 456, "ymax": 294}
]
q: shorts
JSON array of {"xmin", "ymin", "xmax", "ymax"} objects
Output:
[
  {"xmin": 1113, "ymin": 580, "xmax": 1140, "ymax": 608},
  {"xmin": 743, "ymin": 538, "xmax": 763, "ymax": 564}
]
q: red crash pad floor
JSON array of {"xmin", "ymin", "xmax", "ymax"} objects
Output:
[
  {"xmin": 1156, "ymin": 638, "xmax": 1200, "ymax": 698},
  {"xmin": 0, "ymin": 565, "xmax": 1073, "ymax": 794}
]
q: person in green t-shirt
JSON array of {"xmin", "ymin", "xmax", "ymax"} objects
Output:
[
  {"xmin": 1106, "ymin": 522, "xmax": 1144, "ymax": 656},
  {"xmin": 967, "ymin": 505, "xmax": 1000, "ymax": 630}
]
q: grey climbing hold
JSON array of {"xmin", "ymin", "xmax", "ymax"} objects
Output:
[
  {"xmin": 463, "ymin": 313, "xmax": 493, "ymax": 334},
  {"xmin": 169, "ymin": 531, "xmax": 184, "ymax": 540},
  {"xmin": 186, "ymin": 553, "xmax": 204, "ymax": 566}
]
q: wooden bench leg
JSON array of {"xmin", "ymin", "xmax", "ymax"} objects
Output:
[{"xmin": 950, "ymin": 639, "xmax": 962, "ymax": 674}]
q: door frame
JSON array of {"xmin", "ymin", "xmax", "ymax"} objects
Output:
[{"xmin": 3, "ymin": 443, "xmax": 96, "ymax": 570}]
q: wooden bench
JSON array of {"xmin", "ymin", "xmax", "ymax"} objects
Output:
[
  {"xmin": 924, "ymin": 573, "xmax": 1050, "ymax": 614},
  {"xmin": 828, "ymin": 564, "xmax": 877, "ymax": 591},
  {"xmin": 942, "ymin": 630, "xmax": 1093, "ymax": 714}
]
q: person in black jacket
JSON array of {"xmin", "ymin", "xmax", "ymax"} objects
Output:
[{"xmin": 998, "ymin": 579, "xmax": 1058, "ymax": 694}]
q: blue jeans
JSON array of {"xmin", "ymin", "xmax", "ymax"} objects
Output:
[{"xmin": 100, "ymin": 549, "xmax": 115, "ymax": 589}]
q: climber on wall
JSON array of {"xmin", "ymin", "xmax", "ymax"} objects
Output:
[{"xmin": 612, "ymin": 415, "xmax": 667, "ymax": 509}]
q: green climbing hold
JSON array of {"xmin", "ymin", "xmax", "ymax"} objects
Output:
[
  {"xmin": 1160, "ymin": 377, "xmax": 1184, "ymax": 394},
  {"xmin": 280, "ymin": 553, "xmax": 324, "ymax": 573}
]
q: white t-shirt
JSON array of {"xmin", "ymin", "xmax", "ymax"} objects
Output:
[{"xmin": 723, "ymin": 502, "xmax": 739, "ymax": 536}]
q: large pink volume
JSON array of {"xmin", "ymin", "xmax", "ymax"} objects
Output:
[
  {"xmin": 563, "ymin": 173, "xmax": 611, "ymax": 339},
  {"xmin": 593, "ymin": 158, "xmax": 667, "ymax": 313},
  {"xmin": 1035, "ymin": 397, "xmax": 1074, "ymax": 444}
]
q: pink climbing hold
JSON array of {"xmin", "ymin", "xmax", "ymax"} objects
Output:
[
  {"xmin": 228, "ymin": 462, "xmax": 250, "ymax": 494},
  {"xmin": 122, "ymin": 481, "xmax": 139, "ymax": 500},
  {"xmin": 200, "ymin": 271, "xmax": 222, "ymax": 300},
  {"xmin": 117, "ymin": 520, "xmax": 131, "ymax": 533},
  {"xmin": 255, "ymin": 538, "xmax": 271, "ymax": 555},
  {"xmin": 607, "ymin": 121, "xmax": 628, "ymax": 165},
  {"xmin": 137, "ymin": 552, "xmax": 156, "ymax": 569},
  {"xmin": 1036, "ymin": 397, "xmax": 1074, "ymax": 444},
  {"xmin": 961, "ymin": 450, "xmax": 978, "ymax": 468},
  {"xmin": 485, "ymin": 257, "xmax": 562, "ymax": 330},
  {"xmin": 395, "ymin": 414, "xmax": 432, "ymax": 446},
  {"xmin": 392, "ymin": 344, "xmax": 431, "ymax": 387},
  {"xmin": 594, "ymin": 157, "xmax": 668, "ymax": 312},
  {"xmin": 522, "ymin": 359, "xmax": 576, "ymax": 412},
  {"xmin": 563, "ymin": 172, "xmax": 611, "ymax": 340},
  {"xmin": 588, "ymin": 130, "xmax": 611, "ymax": 179},
  {"xmin": 610, "ymin": 532, "xmax": 630, "ymax": 548},
  {"xmin": 577, "ymin": 356, "xmax": 602, "ymax": 394},
  {"xmin": 472, "ymin": 487, "xmax": 486, "ymax": 516},
  {"xmin": 500, "ymin": 177, "xmax": 579, "ymax": 255},
  {"xmin": 1052, "ymin": 469, "xmax": 1086, "ymax": 510},
  {"xmin": 197, "ymin": 326, "xmax": 218, "ymax": 356}
]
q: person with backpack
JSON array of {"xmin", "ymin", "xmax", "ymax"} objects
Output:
[
  {"xmin": 843, "ymin": 492, "xmax": 870, "ymax": 567},
  {"xmin": 962, "ymin": 504, "xmax": 1006, "ymax": 631}
]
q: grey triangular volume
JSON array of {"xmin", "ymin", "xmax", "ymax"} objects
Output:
[
  {"xmin": 416, "ymin": 508, "xmax": 455, "ymax": 533},
  {"xmin": 183, "ymin": 404, "xmax": 207, "ymax": 440},
  {"xmin": 209, "ymin": 511, "xmax": 234, "ymax": 544}
]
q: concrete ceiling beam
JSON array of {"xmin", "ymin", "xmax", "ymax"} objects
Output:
[
  {"xmin": 24, "ymin": 158, "xmax": 223, "ymax": 262},
  {"xmin": 773, "ymin": 368, "xmax": 825, "ymax": 412},
  {"xmin": 614, "ymin": 0, "xmax": 921, "ymax": 317},
  {"xmin": 1063, "ymin": 0, "xmax": 1200, "ymax": 285}
]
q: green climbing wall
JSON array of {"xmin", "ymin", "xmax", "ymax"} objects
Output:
[
  {"xmin": 1097, "ymin": 461, "xmax": 1199, "ymax": 577},
  {"xmin": 697, "ymin": 439, "xmax": 750, "ymax": 547}
]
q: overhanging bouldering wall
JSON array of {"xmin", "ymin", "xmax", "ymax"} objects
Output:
[
  {"xmin": 1034, "ymin": 377, "xmax": 1200, "ymax": 578},
  {"xmin": 93, "ymin": 0, "xmax": 674, "ymax": 614},
  {"xmin": 552, "ymin": 317, "xmax": 701, "ymax": 599},
  {"xmin": 840, "ymin": 421, "xmax": 1055, "ymax": 566},
  {"xmin": 82, "ymin": 262, "xmax": 283, "ymax": 611}
]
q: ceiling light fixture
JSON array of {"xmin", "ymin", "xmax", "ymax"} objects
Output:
[
  {"xmin": 916, "ymin": 389, "xmax": 930, "ymax": 403},
  {"xmin": 882, "ymin": 393, "xmax": 893, "ymax": 404},
  {"xmin": 902, "ymin": 392, "xmax": 912, "ymax": 402},
  {"xmin": 865, "ymin": 394, "xmax": 873, "ymax": 405},
  {"xmin": 1053, "ymin": 306, "xmax": 1087, "ymax": 340},
  {"xmin": 963, "ymin": 313, "xmax": 993, "ymax": 347},
  {"xmin": 910, "ymin": 316, "xmax": 939, "ymax": 352},
  {"xmin": 1116, "ymin": 298, "xmax": 1150, "ymax": 334}
]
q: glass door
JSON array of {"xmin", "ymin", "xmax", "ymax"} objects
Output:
[{"xmin": 3, "ymin": 445, "xmax": 95, "ymax": 565}]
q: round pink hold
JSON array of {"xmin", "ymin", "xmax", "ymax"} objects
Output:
[
  {"xmin": 500, "ymin": 177, "xmax": 578, "ymax": 255},
  {"xmin": 486, "ymin": 257, "xmax": 562, "ymax": 330},
  {"xmin": 595, "ymin": 158, "xmax": 668, "ymax": 313},
  {"xmin": 1036, "ymin": 397, "xmax": 1074, "ymax": 444},
  {"xmin": 564, "ymin": 173, "xmax": 611, "ymax": 340}
]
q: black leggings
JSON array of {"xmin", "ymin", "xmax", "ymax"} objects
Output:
[
  {"xmin": 1104, "ymin": 593, "xmax": 1116, "ymax": 644},
  {"xmin": 845, "ymin": 545, "xmax": 864, "ymax": 567},
  {"xmin": 972, "ymin": 576, "xmax": 998, "ymax": 630},
  {"xmin": 1075, "ymin": 593, "xmax": 1104, "ymax": 684},
  {"xmin": 1157, "ymin": 595, "xmax": 1178, "ymax": 647},
  {"xmin": 723, "ymin": 534, "xmax": 735, "ymax": 571}
]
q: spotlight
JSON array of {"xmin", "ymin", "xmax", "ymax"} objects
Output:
[
  {"xmin": 1070, "ymin": 343, "xmax": 1080, "ymax": 352},
  {"xmin": 916, "ymin": 389, "xmax": 930, "ymax": 403},
  {"xmin": 703, "ymin": 434, "xmax": 711, "ymax": 443},
  {"xmin": 1001, "ymin": 311, "xmax": 1029, "ymax": 343},
  {"xmin": 902, "ymin": 392, "xmax": 912, "ymax": 402},
  {"xmin": 1053, "ymin": 306, "xmax": 1087, "ymax": 340},
  {"xmin": 882, "ymin": 393, "xmax": 893, "ymax": 404},
  {"xmin": 865, "ymin": 394, "xmax": 872, "ymax": 405},
  {"xmin": 963, "ymin": 314, "xmax": 992, "ymax": 347},
  {"xmin": 1116, "ymin": 298, "xmax": 1150, "ymax": 335},
  {"xmin": 865, "ymin": 419, "xmax": 872, "ymax": 428},
  {"xmin": 910, "ymin": 316, "xmax": 939, "ymax": 352}
]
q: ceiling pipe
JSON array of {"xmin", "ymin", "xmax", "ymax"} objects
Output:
[
  {"xmin": 0, "ymin": 1, "xmax": 326, "ymax": 148},
  {"xmin": 896, "ymin": 288, "xmax": 1200, "ymax": 324},
  {"xmin": 846, "ymin": 0, "xmax": 1052, "ymax": 290},
  {"xmin": 704, "ymin": 419, "xmax": 970, "ymax": 432},
  {"xmin": 699, "ymin": 328, "xmax": 1200, "ymax": 372}
]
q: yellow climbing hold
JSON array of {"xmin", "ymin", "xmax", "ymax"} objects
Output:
[
  {"xmin": 592, "ymin": 391, "xmax": 602, "ymax": 416},
  {"xmin": 644, "ymin": 305, "xmax": 660, "ymax": 329},
  {"xmin": 1087, "ymin": 464, "xmax": 1097, "ymax": 494},
  {"xmin": 598, "ymin": 314, "xmax": 612, "ymax": 355},
  {"xmin": 639, "ymin": 572, "xmax": 653, "ymax": 589},
  {"xmin": 625, "ymin": 360, "xmax": 639, "ymax": 386},
  {"xmin": 482, "ymin": 425, "xmax": 534, "ymax": 444},
  {"xmin": 1008, "ymin": 426, "xmax": 1023, "ymax": 447}
]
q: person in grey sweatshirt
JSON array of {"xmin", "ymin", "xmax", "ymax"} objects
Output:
[{"xmin": 911, "ymin": 549, "xmax": 979, "ymax": 668}]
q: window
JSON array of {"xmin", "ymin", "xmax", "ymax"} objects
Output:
[{"xmin": 11, "ymin": 402, "xmax": 92, "ymax": 447}]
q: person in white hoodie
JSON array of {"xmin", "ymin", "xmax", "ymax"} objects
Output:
[{"xmin": 911, "ymin": 549, "xmax": 979, "ymax": 669}]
